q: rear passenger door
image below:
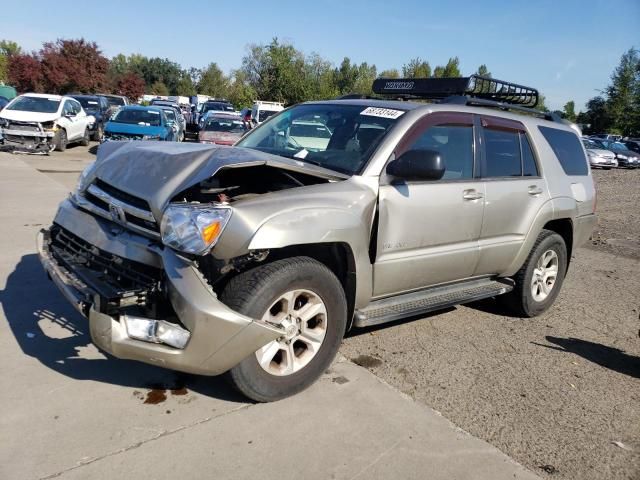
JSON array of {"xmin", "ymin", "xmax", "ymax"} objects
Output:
[
  {"xmin": 373, "ymin": 112, "xmax": 485, "ymax": 297},
  {"xmin": 473, "ymin": 115, "xmax": 550, "ymax": 275}
]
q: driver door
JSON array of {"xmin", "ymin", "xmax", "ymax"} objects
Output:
[{"xmin": 373, "ymin": 112, "xmax": 485, "ymax": 298}]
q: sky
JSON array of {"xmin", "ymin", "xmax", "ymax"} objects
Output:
[{"xmin": 2, "ymin": 0, "xmax": 638, "ymax": 111}]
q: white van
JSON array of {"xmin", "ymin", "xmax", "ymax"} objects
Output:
[{"xmin": 251, "ymin": 101, "xmax": 284, "ymax": 125}]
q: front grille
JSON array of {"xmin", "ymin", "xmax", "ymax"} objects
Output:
[
  {"xmin": 8, "ymin": 121, "xmax": 40, "ymax": 132},
  {"xmin": 80, "ymin": 180, "xmax": 160, "ymax": 235},
  {"xmin": 50, "ymin": 226, "xmax": 162, "ymax": 315},
  {"xmin": 105, "ymin": 132, "xmax": 143, "ymax": 140}
]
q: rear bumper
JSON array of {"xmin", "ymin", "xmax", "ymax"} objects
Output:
[
  {"xmin": 37, "ymin": 202, "xmax": 283, "ymax": 375},
  {"xmin": 574, "ymin": 213, "xmax": 597, "ymax": 249}
]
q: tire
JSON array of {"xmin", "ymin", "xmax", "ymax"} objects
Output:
[
  {"xmin": 80, "ymin": 128, "xmax": 90, "ymax": 147},
  {"xmin": 92, "ymin": 124, "xmax": 103, "ymax": 142},
  {"xmin": 220, "ymin": 257, "xmax": 347, "ymax": 402},
  {"xmin": 54, "ymin": 129, "xmax": 67, "ymax": 152},
  {"xmin": 502, "ymin": 229, "xmax": 568, "ymax": 318}
]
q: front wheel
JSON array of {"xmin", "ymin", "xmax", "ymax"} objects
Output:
[
  {"xmin": 54, "ymin": 129, "xmax": 67, "ymax": 152},
  {"xmin": 502, "ymin": 229, "xmax": 568, "ymax": 317},
  {"xmin": 221, "ymin": 257, "xmax": 347, "ymax": 402}
]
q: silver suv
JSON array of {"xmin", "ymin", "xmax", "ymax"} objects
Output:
[{"xmin": 38, "ymin": 76, "xmax": 596, "ymax": 401}]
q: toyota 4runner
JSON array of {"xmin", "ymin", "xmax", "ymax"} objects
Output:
[{"xmin": 38, "ymin": 76, "xmax": 596, "ymax": 401}]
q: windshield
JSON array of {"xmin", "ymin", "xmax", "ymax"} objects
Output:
[
  {"xmin": 75, "ymin": 98, "xmax": 100, "ymax": 111},
  {"xmin": 7, "ymin": 96, "xmax": 60, "ymax": 113},
  {"xmin": 204, "ymin": 117, "xmax": 246, "ymax": 132},
  {"xmin": 237, "ymin": 103, "xmax": 403, "ymax": 175},
  {"xmin": 104, "ymin": 96, "xmax": 125, "ymax": 107},
  {"xmin": 582, "ymin": 140, "xmax": 597, "ymax": 149},
  {"xmin": 258, "ymin": 110, "xmax": 279, "ymax": 123},
  {"xmin": 111, "ymin": 108, "xmax": 162, "ymax": 127},
  {"xmin": 608, "ymin": 142, "xmax": 626, "ymax": 151},
  {"xmin": 203, "ymin": 102, "xmax": 234, "ymax": 113}
]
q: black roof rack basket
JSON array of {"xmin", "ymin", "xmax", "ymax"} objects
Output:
[{"xmin": 372, "ymin": 75, "xmax": 539, "ymax": 108}]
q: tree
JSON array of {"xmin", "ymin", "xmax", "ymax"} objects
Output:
[
  {"xmin": 241, "ymin": 38, "xmax": 309, "ymax": 103},
  {"xmin": 0, "ymin": 40, "xmax": 22, "ymax": 84},
  {"xmin": 115, "ymin": 72, "xmax": 145, "ymax": 102},
  {"xmin": 176, "ymin": 71, "xmax": 196, "ymax": 96},
  {"xmin": 379, "ymin": 69, "xmax": 400, "ymax": 78},
  {"xmin": 533, "ymin": 93, "xmax": 548, "ymax": 112},
  {"xmin": 333, "ymin": 57, "xmax": 359, "ymax": 94},
  {"xmin": 226, "ymin": 69, "xmax": 256, "ymax": 108},
  {"xmin": 150, "ymin": 80, "xmax": 169, "ymax": 96},
  {"xmin": 352, "ymin": 62, "xmax": 377, "ymax": 95},
  {"xmin": 402, "ymin": 58, "xmax": 431, "ymax": 78},
  {"xmin": 442, "ymin": 57, "xmax": 461, "ymax": 77},
  {"xmin": 476, "ymin": 64, "xmax": 491, "ymax": 77},
  {"xmin": 197, "ymin": 62, "xmax": 228, "ymax": 98},
  {"xmin": 305, "ymin": 53, "xmax": 338, "ymax": 100},
  {"xmin": 39, "ymin": 38, "xmax": 109, "ymax": 93},
  {"xmin": 580, "ymin": 96, "xmax": 610, "ymax": 134},
  {"xmin": 562, "ymin": 100, "xmax": 576, "ymax": 122},
  {"xmin": 7, "ymin": 53, "xmax": 43, "ymax": 92},
  {"xmin": 606, "ymin": 47, "xmax": 639, "ymax": 136}
]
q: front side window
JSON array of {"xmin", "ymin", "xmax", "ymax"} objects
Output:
[
  {"xmin": 408, "ymin": 124, "xmax": 474, "ymax": 180},
  {"xmin": 62, "ymin": 100, "xmax": 75, "ymax": 116},
  {"xmin": 484, "ymin": 128, "xmax": 521, "ymax": 177},
  {"xmin": 237, "ymin": 103, "xmax": 403, "ymax": 175}
]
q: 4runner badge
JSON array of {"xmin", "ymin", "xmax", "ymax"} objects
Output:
[{"xmin": 108, "ymin": 203, "xmax": 127, "ymax": 225}]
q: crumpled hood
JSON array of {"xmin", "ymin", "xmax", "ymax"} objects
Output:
[
  {"xmin": 0, "ymin": 110, "xmax": 60, "ymax": 123},
  {"xmin": 89, "ymin": 141, "xmax": 346, "ymax": 220}
]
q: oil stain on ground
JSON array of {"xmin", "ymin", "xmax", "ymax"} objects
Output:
[{"xmin": 351, "ymin": 354, "xmax": 383, "ymax": 369}]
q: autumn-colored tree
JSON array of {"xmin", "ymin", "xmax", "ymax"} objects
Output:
[
  {"xmin": 40, "ymin": 38, "xmax": 109, "ymax": 93},
  {"xmin": 7, "ymin": 53, "xmax": 43, "ymax": 92},
  {"xmin": 115, "ymin": 72, "xmax": 146, "ymax": 102}
]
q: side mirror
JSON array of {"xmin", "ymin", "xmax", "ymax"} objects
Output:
[{"xmin": 386, "ymin": 149, "xmax": 445, "ymax": 181}]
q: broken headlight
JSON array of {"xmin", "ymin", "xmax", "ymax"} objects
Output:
[
  {"xmin": 160, "ymin": 205, "xmax": 232, "ymax": 255},
  {"xmin": 75, "ymin": 161, "xmax": 96, "ymax": 194}
]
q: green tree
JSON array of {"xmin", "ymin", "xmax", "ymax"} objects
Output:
[
  {"xmin": 562, "ymin": 100, "xmax": 577, "ymax": 122},
  {"xmin": 432, "ymin": 65, "xmax": 445, "ymax": 78},
  {"xmin": 606, "ymin": 47, "xmax": 639, "ymax": 136},
  {"xmin": 402, "ymin": 57, "xmax": 431, "ymax": 78},
  {"xmin": 352, "ymin": 62, "xmax": 377, "ymax": 95},
  {"xmin": 580, "ymin": 96, "xmax": 611, "ymax": 134},
  {"xmin": 476, "ymin": 64, "xmax": 491, "ymax": 77},
  {"xmin": 226, "ymin": 69, "xmax": 256, "ymax": 108},
  {"xmin": 176, "ymin": 71, "xmax": 196, "ymax": 96},
  {"xmin": 533, "ymin": 93, "xmax": 547, "ymax": 112},
  {"xmin": 197, "ymin": 62, "xmax": 229, "ymax": 98},
  {"xmin": 150, "ymin": 80, "xmax": 169, "ymax": 96},
  {"xmin": 305, "ymin": 53, "xmax": 338, "ymax": 99},
  {"xmin": 333, "ymin": 57, "xmax": 359, "ymax": 94},
  {"xmin": 0, "ymin": 40, "xmax": 22, "ymax": 83},
  {"xmin": 379, "ymin": 69, "xmax": 400, "ymax": 78},
  {"xmin": 241, "ymin": 38, "xmax": 309, "ymax": 104}
]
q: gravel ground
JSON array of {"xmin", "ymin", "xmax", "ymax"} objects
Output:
[{"xmin": 342, "ymin": 168, "xmax": 640, "ymax": 480}]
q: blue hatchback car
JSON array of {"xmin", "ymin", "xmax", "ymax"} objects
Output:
[{"xmin": 103, "ymin": 105, "xmax": 176, "ymax": 141}]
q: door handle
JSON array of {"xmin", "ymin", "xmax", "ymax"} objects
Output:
[
  {"xmin": 463, "ymin": 189, "xmax": 483, "ymax": 201},
  {"xmin": 528, "ymin": 185, "xmax": 543, "ymax": 196}
]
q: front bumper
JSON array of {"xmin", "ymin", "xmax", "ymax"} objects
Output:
[
  {"xmin": 37, "ymin": 201, "xmax": 283, "ymax": 376},
  {"xmin": 0, "ymin": 127, "xmax": 55, "ymax": 153}
]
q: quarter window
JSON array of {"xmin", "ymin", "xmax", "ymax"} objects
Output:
[
  {"xmin": 408, "ymin": 125, "xmax": 474, "ymax": 180},
  {"xmin": 484, "ymin": 129, "xmax": 521, "ymax": 177},
  {"xmin": 538, "ymin": 126, "xmax": 588, "ymax": 176}
]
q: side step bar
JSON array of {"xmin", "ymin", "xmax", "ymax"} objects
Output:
[{"xmin": 353, "ymin": 278, "xmax": 514, "ymax": 328}]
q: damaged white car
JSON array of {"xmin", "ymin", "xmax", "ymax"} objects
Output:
[{"xmin": 0, "ymin": 93, "xmax": 94, "ymax": 153}]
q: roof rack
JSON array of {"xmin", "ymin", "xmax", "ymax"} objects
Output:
[
  {"xmin": 372, "ymin": 75, "xmax": 539, "ymax": 108},
  {"xmin": 442, "ymin": 95, "xmax": 562, "ymax": 122}
]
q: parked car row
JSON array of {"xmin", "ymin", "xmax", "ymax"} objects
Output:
[{"xmin": 583, "ymin": 136, "xmax": 640, "ymax": 169}]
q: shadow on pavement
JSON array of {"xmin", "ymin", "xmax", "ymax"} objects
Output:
[
  {"xmin": 534, "ymin": 336, "xmax": 640, "ymax": 379},
  {"xmin": 0, "ymin": 254, "xmax": 246, "ymax": 403}
]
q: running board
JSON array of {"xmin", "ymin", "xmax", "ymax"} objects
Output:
[{"xmin": 353, "ymin": 278, "xmax": 514, "ymax": 328}]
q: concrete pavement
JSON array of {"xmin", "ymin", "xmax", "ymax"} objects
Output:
[{"xmin": 0, "ymin": 153, "xmax": 540, "ymax": 480}]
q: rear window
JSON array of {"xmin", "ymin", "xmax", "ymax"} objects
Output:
[{"xmin": 539, "ymin": 126, "xmax": 588, "ymax": 175}]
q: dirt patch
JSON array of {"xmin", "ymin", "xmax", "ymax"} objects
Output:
[
  {"xmin": 588, "ymin": 169, "xmax": 640, "ymax": 259},
  {"xmin": 351, "ymin": 354, "xmax": 383, "ymax": 369}
]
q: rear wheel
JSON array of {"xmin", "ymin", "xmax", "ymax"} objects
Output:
[
  {"xmin": 502, "ymin": 229, "xmax": 567, "ymax": 317},
  {"xmin": 221, "ymin": 257, "xmax": 347, "ymax": 402},
  {"xmin": 54, "ymin": 129, "xmax": 67, "ymax": 152}
]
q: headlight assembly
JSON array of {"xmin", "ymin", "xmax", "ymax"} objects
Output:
[
  {"xmin": 142, "ymin": 134, "xmax": 161, "ymax": 140},
  {"xmin": 75, "ymin": 161, "xmax": 97, "ymax": 194},
  {"xmin": 160, "ymin": 205, "xmax": 232, "ymax": 255},
  {"xmin": 617, "ymin": 154, "xmax": 628, "ymax": 160}
]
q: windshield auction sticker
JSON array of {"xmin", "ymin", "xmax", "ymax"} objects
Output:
[{"xmin": 360, "ymin": 107, "xmax": 405, "ymax": 119}]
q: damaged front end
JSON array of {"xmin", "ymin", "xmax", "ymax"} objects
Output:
[
  {"xmin": 36, "ymin": 142, "xmax": 348, "ymax": 375},
  {"xmin": 0, "ymin": 119, "xmax": 57, "ymax": 153}
]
